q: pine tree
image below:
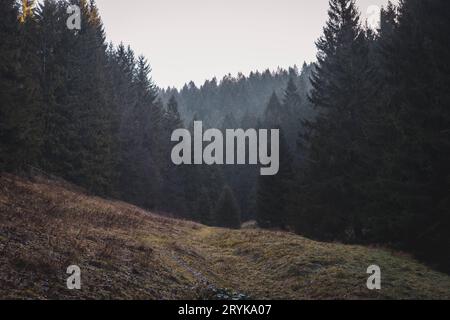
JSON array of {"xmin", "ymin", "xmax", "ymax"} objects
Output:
[
  {"xmin": 36, "ymin": 0, "xmax": 77, "ymax": 177},
  {"xmin": 214, "ymin": 186, "xmax": 241, "ymax": 229},
  {"xmin": 373, "ymin": 0, "xmax": 450, "ymax": 270},
  {"xmin": 129, "ymin": 55, "xmax": 160, "ymax": 207},
  {"xmin": 264, "ymin": 92, "xmax": 283, "ymax": 127},
  {"xmin": 283, "ymin": 78, "xmax": 301, "ymax": 113},
  {"xmin": 256, "ymin": 130, "xmax": 294, "ymax": 229},
  {"xmin": 0, "ymin": 0, "xmax": 23, "ymax": 170},
  {"xmin": 60, "ymin": 0, "xmax": 117, "ymax": 195},
  {"xmin": 166, "ymin": 95, "xmax": 183, "ymax": 129},
  {"xmin": 298, "ymin": 0, "xmax": 372, "ymax": 241},
  {"xmin": 281, "ymin": 78, "xmax": 303, "ymax": 148},
  {"xmin": 0, "ymin": 0, "xmax": 42, "ymax": 171},
  {"xmin": 195, "ymin": 188, "xmax": 213, "ymax": 226},
  {"xmin": 160, "ymin": 95, "xmax": 187, "ymax": 215},
  {"xmin": 310, "ymin": 0, "xmax": 369, "ymax": 110}
]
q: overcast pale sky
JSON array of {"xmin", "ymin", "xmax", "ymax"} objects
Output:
[{"xmin": 95, "ymin": 0, "xmax": 397, "ymax": 88}]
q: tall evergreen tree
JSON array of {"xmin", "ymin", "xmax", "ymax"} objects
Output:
[
  {"xmin": 281, "ymin": 78, "xmax": 303, "ymax": 149},
  {"xmin": 195, "ymin": 188, "xmax": 213, "ymax": 226},
  {"xmin": 298, "ymin": 0, "xmax": 372, "ymax": 240},
  {"xmin": 0, "ymin": 0, "xmax": 42, "ymax": 171},
  {"xmin": 214, "ymin": 186, "xmax": 241, "ymax": 229},
  {"xmin": 257, "ymin": 130, "xmax": 294, "ymax": 229},
  {"xmin": 264, "ymin": 92, "xmax": 283, "ymax": 127},
  {"xmin": 37, "ymin": 0, "xmax": 77, "ymax": 177},
  {"xmin": 0, "ymin": 0, "xmax": 24, "ymax": 170},
  {"xmin": 283, "ymin": 78, "xmax": 301, "ymax": 113},
  {"xmin": 160, "ymin": 95, "xmax": 187, "ymax": 215},
  {"xmin": 373, "ymin": 0, "xmax": 450, "ymax": 269},
  {"xmin": 57, "ymin": 0, "xmax": 117, "ymax": 195}
]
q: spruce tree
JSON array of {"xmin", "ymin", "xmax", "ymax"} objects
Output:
[
  {"xmin": 0, "ymin": 0, "xmax": 42, "ymax": 171},
  {"xmin": 214, "ymin": 186, "xmax": 241, "ymax": 229},
  {"xmin": 166, "ymin": 95, "xmax": 183, "ymax": 129},
  {"xmin": 36, "ymin": 0, "xmax": 77, "ymax": 177},
  {"xmin": 195, "ymin": 188, "xmax": 213, "ymax": 226},
  {"xmin": 264, "ymin": 92, "xmax": 283, "ymax": 127},
  {"xmin": 160, "ymin": 95, "xmax": 187, "ymax": 215},
  {"xmin": 283, "ymin": 78, "xmax": 301, "ymax": 113},
  {"xmin": 374, "ymin": 0, "xmax": 450, "ymax": 269},
  {"xmin": 256, "ymin": 130, "xmax": 294, "ymax": 229},
  {"xmin": 281, "ymin": 78, "xmax": 303, "ymax": 148},
  {"xmin": 298, "ymin": 0, "xmax": 372, "ymax": 241},
  {"xmin": 0, "ymin": 0, "xmax": 23, "ymax": 170},
  {"xmin": 61, "ymin": 0, "xmax": 116, "ymax": 195}
]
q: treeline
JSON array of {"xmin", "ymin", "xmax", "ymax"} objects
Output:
[
  {"xmin": 160, "ymin": 67, "xmax": 315, "ymax": 221},
  {"xmin": 159, "ymin": 65, "xmax": 314, "ymax": 129},
  {"xmin": 255, "ymin": 0, "xmax": 450, "ymax": 272},
  {"xmin": 0, "ymin": 0, "xmax": 229, "ymax": 225}
]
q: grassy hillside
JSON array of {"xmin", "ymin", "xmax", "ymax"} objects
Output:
[{"xmin": 0, "ymin": 174, "xmax": 449, "ymax": 300}]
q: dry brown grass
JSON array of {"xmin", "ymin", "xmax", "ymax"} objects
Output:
[{"xmin": 0, "ymin": 174, "xmax": 449, "ymax": 300}]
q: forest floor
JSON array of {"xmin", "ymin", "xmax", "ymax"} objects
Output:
[{"xmin": 0, "ymin": 174, "xmax": 449, "ymax": 300}]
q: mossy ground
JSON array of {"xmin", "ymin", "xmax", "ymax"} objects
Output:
[{"xmin": 0, "ymin": 174, "xmax": 449, "ymax": 300}]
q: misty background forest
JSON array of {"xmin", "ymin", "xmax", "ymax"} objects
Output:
[{"xmin": 0, "ymin": 0, "xmax": 449, "ymax": 272}]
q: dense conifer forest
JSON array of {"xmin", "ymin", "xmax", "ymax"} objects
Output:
[{"xmin": 1, "ymin": 0, "xmax": 449, "ymax": 272}]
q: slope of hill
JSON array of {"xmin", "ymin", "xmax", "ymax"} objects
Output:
[{"xmin": 0, "ymin": 174, "xmax": 449, "ymax": 300}]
